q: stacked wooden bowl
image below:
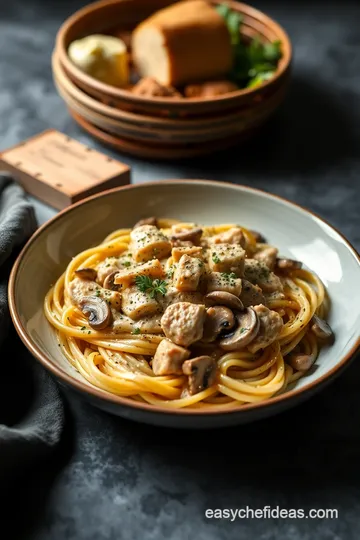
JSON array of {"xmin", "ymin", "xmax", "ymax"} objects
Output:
[{"xmin": 52, "ymin": 0, "xmax": 292, "ymax": 159}]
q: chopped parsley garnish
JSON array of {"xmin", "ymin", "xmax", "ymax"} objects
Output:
[
  {"xmin": 221, "ymin": 271, "xmax": 237, "ymax": 281},
  {"xmin": 135, "ymin": 275, "xmax": 167, "ymax": 298},
  {"xmin": 132, "ymin": 327, "xmax": 141, "ymax": 335},
  {"xmin": 122, "ymin": 261, "xmax": 131, "ymax": 267},
  {"xmin": 212, "ymin": 253, "xmax": 221, "ymax": 264}
]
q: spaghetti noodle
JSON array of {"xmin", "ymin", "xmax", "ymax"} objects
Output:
[{"xmin": 44, "ymin": 218, "xmax": 334, "ymax": 410}]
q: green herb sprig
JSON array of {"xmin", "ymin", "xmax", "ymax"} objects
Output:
[
  {"xmin": 212, "ymin": 253, "xmax": 221, "ymax": 264},
  {"xmin": 216, "ymin": 4, "xmax": 282, "ymax": 88},
  {"xmin": 135, "ymin": 275, "xmax": 167, "ymax": 298}
]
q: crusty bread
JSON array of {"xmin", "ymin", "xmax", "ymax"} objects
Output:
[{"xmin": 131, "ymin": 0, "xmax": 233, "ymax": 87}]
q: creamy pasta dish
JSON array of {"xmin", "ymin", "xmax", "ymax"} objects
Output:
[{"xmin": 44, "ymin": 217, "xmax": 334, "ymax": 410}]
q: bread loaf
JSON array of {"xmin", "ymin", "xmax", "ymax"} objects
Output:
[{"xmin": 131, "ymin": 0, "xmax": 233, "ymax": 87}]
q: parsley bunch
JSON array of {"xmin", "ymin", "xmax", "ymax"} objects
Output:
[
  {"xmin": 216, "ymin": 4, "xmax": 282, "ymax": 88},
  {"xmin": 135, "ymin": 275, "xmax": 167, "ymax": 298}
]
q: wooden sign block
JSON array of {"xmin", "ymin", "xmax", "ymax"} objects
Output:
[{"xmin": 0, "ymin": 129, "xmax": 131, "ymax": 210}]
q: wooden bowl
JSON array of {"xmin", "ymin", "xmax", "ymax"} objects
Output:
[
  {"xmin": 68, "ymin": 108, "xmax": 259, "ymax": 159},
  {"xmin": 52, "ymin": 50, "xmax": 287, "ymax": 133},
  {"xmin": 52, "ymin": 49, "xmax": 288, "ymax": 145},
  {"xmin": 55, "ymin": 0, "xmax": 292, "ymax": 118}
]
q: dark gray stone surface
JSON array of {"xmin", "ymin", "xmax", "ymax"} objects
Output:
[{"xmin": 1, "ymin": 1, "xmax": 359, "ymax": 539}]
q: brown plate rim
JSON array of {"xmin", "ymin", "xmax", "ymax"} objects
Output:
[
  {"xmin": 56, "ymin": 0, "xmax": 292, "ymax": 109},
  {"xmin": 8, "ymin": 179, "xmax": 360, "ymax": 417}
]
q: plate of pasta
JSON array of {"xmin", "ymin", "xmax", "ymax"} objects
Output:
[{"xmin": 9, "ymin": 180, "xmax": 360, "ymax": 428}]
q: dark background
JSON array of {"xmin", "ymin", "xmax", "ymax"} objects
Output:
[{"xmin": 1, "ymin": 1, "xmax": 360, "ymax": 539}]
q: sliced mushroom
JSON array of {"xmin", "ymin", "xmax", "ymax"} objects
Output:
[
  {"xmin": 202, "ymin": 306, "xmax": 235, "ymax": 343},
  {"xmin": 79, "ymin": 296, "xmax": 112, "ymax": 330},
  {"xmin": 74, "ymin": 267, "xmax": 97, "ymax": 281},
  {"xmin": 276, "ymin": 258, "xmax": 302, "ymax": 271},
  {"xmin": 205, "ymin": 291, "xmax": 244, "ymax": 311},
  {"xmin": 182, "ymin": 355, "xmax": 217, "ymax": 395},
  {"xmin": 103, "ymin": 271, "xmax": 120, "ymax": 291},
  {"xmin": 239, "ymin": 279, "xmax": 266, "ymax": 307},
  {"xmin": 171, "ymin": 227, "xmax": 203, "ymax": 245},
  {"xmin": 219, "ymin": 308, "xmax": 260, "ymax": 351},
  {"xmin": 133, "ymin": 216, "xmax": 158, "ymax": 228},
  {"xmin": 311, "ymin": 314, "xmax": 334, "ymax": 342},
  {"xmin": 250, "ymin": 230, "xmax": 267, "ymax": 243},
  {"xmin": 288, "ymin": 353, "xmax": 315, "ymax": 372}
]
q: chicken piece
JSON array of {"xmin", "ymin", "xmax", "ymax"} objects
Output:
[
  {"xmin": 206, "ymin": 271, "xmax": 242, "ymax": 296},
  {"xmin": 170, "ymin": 239, "xmax": 194, "ymax": 248},
  {"xmin": 96, "ymin": 258, "xmax": 121, "ymax": 285},
  {"xmin": 184, "ymin": 80, "xmax": 238, "ymax": 98},
  {"xmin": 131, "ymin": 77, "xmax": 182, "ymax": 98},
  {"xmin": 158, "ymin": 286, "xmax": 204, "ymax": 309},
  {"xmin": 96, "ymin": 254, "xmax": 135, "ymax": 285},
  {"xmin": 171, "ymin": 245, "xmax": 203, "ymax": 263},
  {"xmin": 239, "ymin": 279, "xmax": 266, "ymax": 307},
  {"xmin": 253, "ymin": 246, "xmax": 278, "ymax": 271},
  {"xmin": 131, "ymin": 0, "xmax": 233, "ymax": 87},
  {"xmin": 114, "ymin": 259, "xmax": 165, "ymax": 289},
  {"xmin": 121, "ymin": 285, "xmax": 160, "ymax": 320},
  {"xmin": 130, "ymin": 224, "xmax": 172, "ymax": 263},
  {"xmin": 247, "ymin": 304, "xmax": 284, "ymax": 353},
  {"xmin": 182, "ymin": 355, "xmax": 217, "ymax": 395},
  {"xmin": 209, "ymin": 227, "xmax": 246, "ymax": 248},
  {"xmin": 69, "ymin": 277, "xmax": 121, "ymax": 310},
  {"xmin": 173, "ymin": 254, "xmax": 205, "ymax": 292},
  {"xmin": 244, "ymin": 259, "xmax": 283, "ymax": 293},
  {"xmin": 152, "ymin": 338, "xmax": 190, "ymax": 376},
  {"xmin": 112, "ymin": 312, "xmax": 163, "ymax": 334},
  {"xmin": 161, "ymin": 302, "xmax": 206, "ymax": 347},
  {"xmin": 208, "ymin": 243, "xmax": 246, "ymax": 277}
]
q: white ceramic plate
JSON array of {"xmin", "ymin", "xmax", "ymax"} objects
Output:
[{"xmin": 9, "ymin": 180, "xmax": 360, "ymax": 428}]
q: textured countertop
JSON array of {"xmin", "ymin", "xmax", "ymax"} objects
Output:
[{"xmin": 1, "ymin": 1, "xmax": 360, "ymax": 539}]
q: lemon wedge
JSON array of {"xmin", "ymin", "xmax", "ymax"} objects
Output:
[{"xmin": 68, "ymin": 34, "xmax": 129, "ymax": 87}]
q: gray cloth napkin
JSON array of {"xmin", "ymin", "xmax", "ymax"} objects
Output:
[{"xmin": 0, "ymin": 173, "xmax": 64, "ymax": 477}]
